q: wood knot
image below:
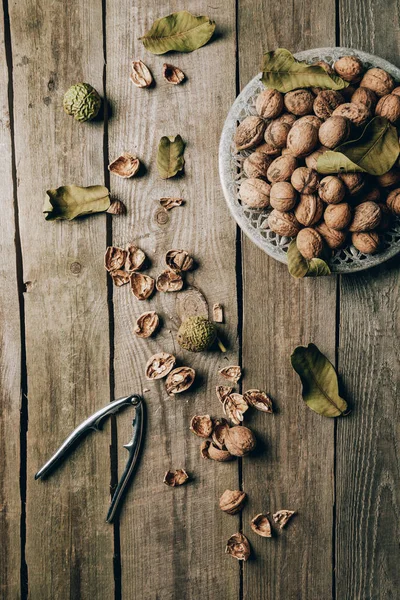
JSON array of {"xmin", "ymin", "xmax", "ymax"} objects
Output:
[
  {"xmin": 154, "ymin": 207, "xmax": 169, "ymax": 226},
  {"xmin": 70, "ymin": 262, "xmax": 82, "ymax": 274}
]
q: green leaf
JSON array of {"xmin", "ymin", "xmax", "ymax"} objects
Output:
[
  {"xmin": 317, "ymin": 116, "xmax": 399, "ymax": 176},
  {"xmin": 157, "ymin": 135, "xmax": 185, "ymax": 179},
  {"xmin": 261, "ymin": 48, "xmax": 349, "ymax": 93},
  {"xmin": 287, "ymin": 240, "xmax": 331, "ymax": 279},
  {"xmin": 139, "ymin": 11, "xmax": 216, "ymax": 55},
  {"xmin": 291, "ymin": 343, "xmax": 348, "ymax": 418},
  {"xmin": 44, "ymin": 185, "xmax": 110, "ymax": 221}
]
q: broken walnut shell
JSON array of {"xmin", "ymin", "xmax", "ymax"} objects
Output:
[
  {"xmin": 130, "ymin": 272, "xmax": 155, "ymax": 300},
  {"xmin": 104, "ymin": 246, "xmax": 127, "ymax": 272},
  {"xmin": 159, "ymin": 197, "xmax": 184, "ymax": 210},
  {"xmin": 130, "ymin": 59, "xmax": 153, "ymax": 88},
  {"xmin": 165, "ymin": 366, "xmax": 195, "ymax": 394},
  {"xmin": 272, "ymin": 510, "xmax": 296, "ymax": 529},
  {"xmin": 223, "ymin": 393, "xmax": 249, "ymax": 425},
  {"xmin": 125, "ymin": 244, "xmax": 146, "ymax": 271},
  {"xmin": 219, "ymin": 489, "xmax": 246, "ymax": 515},
  {"xmin": 243, "ymin": 389, "xmax": 273, "ymax": 413},
  {"xmin": 106, "ymin": 200, "xmax": 127, "ymax": 215},
  {"xmin": 108, "ymin": 153, "xmax": 140, "ymax": 178},
  {"xmin": 224, "ymin": 425, "xmax": 256, "ymax": 457},
  {"xmin": 156, "ymin": 269, "xmax": 184, "ymax": 292},
  {"xmin": 201, "ymin": 440, "xmax": 234, "ymax": 462},
  {"xmin": 211, "ymin": 418, "xmax": 230, "ymax": 449},
  {"xmin": 163, "ymin": 469, "xmax": 189, "ymax": 487},
  {"xmin": 219, "ymin": 366, "xmax": 242, "ymax": 383},
  {"xmin": 225, "ymin": 533, "xmax": 251, "ymax": 561},
  {"xmin": 213, "ymin": 303, "xmax": 224, "ymax": 323},
  {"xmin": 165, "ymin": 249, "xmax": 194, "ymax": 272},
  {"xmin": 216, "ymin": 385, "xmax": 233, "ymax": 405},
  {"xmin": 162, "ymin": 63, "xmax": 185, "ymax": 85},
  {"xmin": 110, "ymin": 270, "xmax": 130, "ymax": 287},
  {"xmin": 190, "ymin": 414, "xmax": 213, "ymax": 438},
  {"xmin": 250, "ymin": 513, "xmax": 272, "ymax": 538},
  {"xmin": 145, "ymin": 352, "xmax": 176, "ymax": 380},
  {"xmin": 134, "ymin": 311, "xmax": 159, "ymax": 338}
]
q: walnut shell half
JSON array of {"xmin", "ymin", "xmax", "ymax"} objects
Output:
[
  {"xmin": 109, "ymin": 153, "xmax": 140, "ymax": 178},
  {"xmin": 165, "ymin": 366, "xmax": 195, "ymax": 394},
  {"xmin": 105, "ymin": 246, "xmax": 127, "ymax": 272},
  {"xmin": 189, "ymin": 414, "xmax": 213, "ymax": 438},
  {"xmin": 225, "ymin": 533, "xmax": 251, "ymax": 561},
  {"xmin": 110, "ymin": 270, "xmax": 130, "ymax": 287},
  {"xmin": 201, "ymin": 440, "xmax": 234, "ymax": 462},
  {"xmin": 145, "ymin": 352, "xmax": 176, "ymax": 380},
  {"xmin": 165, "ymin": 249, "xmax": 194, "ymax": 271},
  {"xmin": 163, "ymin": 469, "xmax": 189, "ymax": 487},
  {"xmin": 134, "ymin": 311, "xmax": 159, "ymax": 338},
  {"xmin": 156, "ymin": 269, "xmax": 184, "ymax": 292},
  {"xmin": 250, "ymin": 513, "xmax": 272, "ymax": 538},
  {"xmin": 162, "ymin": 63, "xmax": 185, "ymax": 85},
  {"xmin": 243, "ymin": 389, "xmax": 273, "ymax": 413},
  {"xmin": 223, "ymin": 393, "xmax": 249, "ymax": 425},
  {"xmin": 219, "ymin": 365, "xmax": 242, "ymax": 383},
  {"xmin": 130, "ymin": 272, "xmax": 155, "ymax": 300},
  {"xmin": 125, "ymin": 244, "xmax": 146, "ymax": 271}
]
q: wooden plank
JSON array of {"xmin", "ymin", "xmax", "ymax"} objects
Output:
[
  {"xmin": 237, "ymin": 2, "xmax": 338, "ymax": 598},
  {"xmin": 0, "ymin": 7, "xmax": 22, "ymax": 599},
  {"xmin": 106, "ymin": 1, "xmax": 240, "ymax": 597},
  {"xmin": 337, "ymin": 2, "xmax": 400, "ymax": 597},
  {"xmin": 8, "ymin": 1, "xmax": 115, "ymax": 598}
]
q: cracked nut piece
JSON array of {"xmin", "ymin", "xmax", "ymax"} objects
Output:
[
  {"xmin": 318, "ymin": 116, "xmax": 350, "ymax": 148},
  {"xmin": 224, "ymin": 425, "xmax": 256, "ymax": 457},
  {"xmin": 110, "ymin": 270, "xmax": 130, "ymax": 287},
  {"xmin": 334, "ymin": 55, "xmax": 363, "ymax": 82},
  {"xmin": 319, "ymin": 176, "xmax": 345, "ymax": 204},
  {"xmin": 291, "ymin": 167, "xmax": 319, "ymax": 194},
  {"xmin": 296, "ymin": 228, "xmax": 324, "ymax": 260},
  {"xmin": 190, "ymin": 414, "xmax": 213, "ymax": 438},
  {"xmin": 352, "ymin": 232, "xmax": 380, "ymax": 254},
  {"xmin": 267, "ymin": 155, "xmax": 298, "ymax": 182},
  {"xmin": 313, "ymin": 90, "xmax": 345, "ymax": 120},
  {"xmin": 160, "ymin": 197, "xmax": 184, "ymax": 210},
  {"xmin": 315, "ymin": 222, "xmax": 347, "ymax": 249},
  {"xmin": 305, "ymin": 146, "xmax": 329, "ymax": 170},
  {"xmin": 360, "ymin": 67, "xmax": 394, "ymax": 97},
  {"xmin": 294, "ymin": 193, "xmax": 323, "ymax": 226},
  {"xmin": 267, "ymin": 209, "xmax": 301, "ymax": 237},
  {"xmin": 109, "ymin": 153, "xmax": 140, "ymax": 178},
  {"xmin": 243, "ymin": 389, "xmax": 273, "ymax": 413},
  {"xmin": 234, "ymin": 116, "xmax": 266, "ymax": 151},
  {"xmin": 165, "ymin": 249, "xmax": 194, "ymax": 272},
  {"xmin": 166, "ymin": 366, "xmax": 195, "ymax": 394},
  {"xmin": 270, "ymin": 182, "xmax": 297, "ymax": 212},
  {"xmin": 219, "ymin": 489, "xmax": 246, "ymax": 515},
  {"xmin": 255, "ymin": 88, "xmax": 283, "ymax": 119},
  {"xmin": 216, "ymin": 385, "xmax": 233, "ymax": 405},
  {"xmin": 201, "ymin": 440, "xmax": 234, "ymax": 462},
  {"xmin": 338, "ymin": 172, "xmax": 365, "ymax": 195},
  {"xmin": 264, "ymin": 121, "xmax": 291, "ymax": 149},
  {"xmin": 376, "ymin": 93, "xmax": 400, "ymax": 124},
  {"xmin": 284, "ymin": 89, "xmax": 314, "ymax": 116},
  {"xmin": 145, "ymin": 352, "xmax": 176, "ymax": 380},
  {"xmin": 156, "ymin": 269, "xmax": 184, "ymax": 292},
  {"xmin": 130, "ymin": 60, "xmax": 153, "ymax": 88},
  {"xmin": 212, "ymin": 418, "xmax": 230, "ymax": 449},
  {"xmin": 387, "ymin": 188, "xmax": 400, "ymax": 215},
  {"xmin": 376, "ymin": 167, "xmax": 400, "ymax": 188},
  {"xmin": 219, "ymin": 366, "xmax": 241, "ymax": 383},
  {"xmin": 349, "ymin": 201, "xmax": 381, "ymax": 232},
  {"xmin": 226, "ymin": 533, "xmax": 251, "ymax": 561},
  {"xmin": 223, "ymin": 393, "xmax": 248, "ymax": 425},
  {"xmin": 240, "ymin": 178, "xmax": 271, "ymax": 208},
  {"xmin": 213, "ymin": 303, "xmax": 224, "ymax": 323},
  {"xmin": 130, "ymin": 272, "xmax": 155, "ymax": 300},
  {"xmin": 162, "ymin": 63, "xmax": 185, "ymax": 85},
  {"xmin": 332, "ymin": 102, "xmax": 370, "ymax": 126},
  {"xmin": 105, "ymin": 246, "xmax": 127, "ymax": 271},
  {"xmin": 324, "ymin": 203, "xmax": 352, "ymax": 230},
  {"xmin": 126, "ymin": 244, "xmax": 146, "ymax": 271},
  {"xmin": 273, "ymin": 510, "xmax": 296, "ymax": 529},
  {"xmin": 351, "ymin": 86, "xmax": 378, "ymax": 111},
  {"xmin": 250, "ymin": 513, "xmax": 272, "ymax": 537},
  {"xmin": 106, "ymin": 200, "xmax": 126, "ymax": 215},
  {"xmin": 163, "ymin": 469, "xmax": 189, "ymax": 487},
  {"xmin": 134, "ymin": 311, "xmax": 159, "ymax": 338},
  {"xmin": 286, "ymin": 122, "xmax": 318, "ymax": 158},
  {"xmin": 243, "ymin": 151, "xmax": 273, "ymax": 179}
]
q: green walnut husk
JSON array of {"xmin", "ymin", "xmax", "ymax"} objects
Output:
[
  {"xmin": 63, "ymin": 83, "xmax": 101, "ymax": 122},
  {"xmin": 177, "ymin": 316, "xmax": 226, "ymax": 352}
]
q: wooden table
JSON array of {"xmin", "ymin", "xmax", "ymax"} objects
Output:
[{"xmin": 1, "ymin": 1, "xmax": 399, "ymax": 598}]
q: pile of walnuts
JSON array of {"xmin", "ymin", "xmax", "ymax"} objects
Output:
[{"xmin": 235, "ymin": 55, "xmax": 400, "ymax": 259}]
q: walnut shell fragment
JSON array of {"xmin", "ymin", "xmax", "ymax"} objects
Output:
[
  {"xmin": 200, "ymin": 440, "xmax": 234, "ymax": 462},
  {"xmin": 163, "ymin": 469, "xmax": 189, "ymax": 487},
  {"xmin": 216, "ymin": 385, "xmax": 233, "ymax": 405},
  {"xmin": 156, "ymin": 269, "xmax": 184, "ymax": 292},
  {"xmin": 250, "ymin": 513, "xmax": 272, "ymax": 538},
  {"xmin": 223, "ymin": 393, "xmax": 249, "ymax": 425},
  {"xmin": 166, "ymin": 366, "xmax": 195, "ymax": 394},
  {"xmin": 106, "ymin": 200, "xmax": 127, "ymax": 215},
  {"xmin": 225, "ymin": 533, "xmax": 251, "ymax": 561},
  {"xmin": 165, "ymin": 249, "xmax": 194, "ymax": 272},
  {"xmin": 272, "ymin": 510, "xmax": 296, "ymax": 529},
  {"xmin": 162, "ymin": 63, "xmax": 185, "ymax": 85},
  {"xmin": 212, "ymin": 303, "xmax": 224, "ymax": 323},
  {"xmin": 134, "ymin": 311, "xmax": 159, "ymax": 338},
  {"xmin": 190, "ymin": 414, "xmax": 213, "ymax": 438},
  {"xmin": 130, "ymin": 272, "xmax": 155, "ymax": 300},
  {"xmin": 243, "ymin": 389, "xmax": 273, "ymax": 413},
  {"xmin": 160, "ymin": 197, "xmax": 184, "ymax": 210},
  {"xmin": 130, "ymin": 59, "xmax": 153, "ymax": 88},
  {"xmin": 212, "ymin": 418, "xmax": 230, "ymax": 449},
  {"xmin": 126, "ymin": 244, "xmax": 146, "ymax": 271},
  {"xmin": 110, "ymin": 270, "xmax": 130, "ymax": 287},
  {"xmin": 219, "ymin": 366, "xmax": 241, "ymax": 383},
  {"xmin": 108, "ymin": 153, "xmax": 140, "ymax": 178},
  {"xmin": 219, "ymin": 489, "xmax": 246, "ymax": 515},
  {"xmin": 145, "ymin": 352, "xmax": 176, "ymax": 380},
  {"xmin": 105, "ymin": 246, "xmax": 127, "ymax": 272}
]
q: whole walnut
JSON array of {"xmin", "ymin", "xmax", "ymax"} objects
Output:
[
  {"xmin": 296, "ymin": 228, "xmax": 324, "ymax": 259},
  {"xmin": 375, "ymin": 94, "xmax": 400, "ymax": 124},
  {"xmin": 377, "ymin": 203, "xmax": 392, "ymax": 230},
  {"xmin": 376, "ymin": 167, "xmax": 400, "ymax": 188},
  {"xmin": 267, "ymin": 209, "xmax": 301, "ymax": 236},
  {"xmin": 243, "ymin": 152, "xmax": 273, "ymax": 179},
  {"xmin": 291, "ymin": 167, "xmax": 319, "ymax": 194},
  {"xmin": 316, "ymin": 222, "xmax": 347, "ymax": 249},
  {"xmin": 318, "ymin": 176, "xmax": 346, "ymax": 204},
  {"xmin": 276, "ymin": 113, "xmax": 297, "ymax": 126},
  {"xmin": 255, "ymin": 141, "xmax": 281, "ymax": 157},
  {"xmin": 295, "ymin": 115, "xmax": 323, "ymax": 130},
  {"xmin": 256, "ymin": 88, "xmax": 284, "ymax": 119},
  {"xmin": 264, "ymin": 120, "xmax": 291, "ymax": 148},
  {"xmin": 240, "ymin": 178, "xmax": 271, "ymax": 208},
  {"xmin": 315, "ymin": 60, "xmax": 334, "ymax": 75},
  {"xmin": 294, "ymin": 193, "xmax": 324, "ymax": 226},
  {"xmin": 235, "ymin": 116, "xmax": 266, "ymax": 151},
  {"xmin": 392, "ymin": 86, "xmax": 400, "ymax": 97},
  {"xmin": 287, "ymin": 122, "xmax": 318, "ymax": 157},
  {"xmin": 332, "ymin": 102, "xmax": 370, "ymax": 127},
  {"xmin": 360, "ymin": 67, "xmax": 394, "ymax": 97},
  {"xmin": 386, "ymin": 188, "xmax": 400, "ymax": 215},
  {"xmin": 267, "ymin": 155, "xmax": 297, "ymax": 182},
  {"xmin": 284, "ymin": 89, "xmax": 314, "ymax": 116},
  {"xmin": 324, "ymin": 202, "xmax": 352, "ymax": 230},
  {"xmin": 338, "ymin": 172, "xmax": 365, "ymax": 195},
  {"xmin": 270, "ymin": 182, "xmax": 297, "ymax": 212},
  {"xmin": 349, "ymin": 201, "xmax": 381, "ymax": 232},
  {"xmin": 334, "ymin": 55, "xmax": 364, "ymax": 82},
  {"xmin": 313, "ymin": 90, "xmax": 345, "ymax": 120},
  {"xmin": 318, "ymin": 116, "xmax": 350, "ymax": 148},
  {"xmin": 305, "ymin": 146, "xmax": 329, "ymax": 170},
  {"xmin": 351, "ymin": 232, "xmax": 380, "ymax": 254},
  {"xmin": 224, "ymin": 426, "xmax": 256, "ymax": 457},
  {"xmin": 351, "ymin": 86, "xmax": 378, "ymax": 111},
  {"xmin": 219, "ymin": 489, "xmax": 247, "ymax": 515}
]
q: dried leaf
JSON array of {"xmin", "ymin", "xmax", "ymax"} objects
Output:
[
  {"xmin": 157, "ymin": 135, "xmax": 185, "ymax": 179},
  {"xmin": 160, "ymin": 197, "xmax": 184, "ymax": 210},
  {"xmin": 287, "ymin": 240, "xmax": 331, "ymax": 279},
  {"xmin": 109, "ymin": 153, "xmax": 140, "ymax": 178},
  {"xmin": 216, "ymin": 385, "xmax": 233, "ymax": 405},
  {"xmin": 250, "ymin": 514, "xmax": 272, "ymax": 538},
  {"xmin": 225, "ymin": 533, "xmax": 251, "ymax": 561},
  {"xmin": 189, "ymin": 414, "xmax": 213, "ymax": 438},
  {"xmin": 163, "ymin": 469, "xmax": 189, "ymax": 487},
  {"xmin": 291, "ymin": 343, "xmax": 348, "ymax": 417},
  {"xmin": 156, "ymin": 269, "xmax": 184, "ymax": 292},
  {"xmin": 165, "ymin": 249, "xmax": 194, "ymax": 272},
  {"xmin": 165, "ymin": 366, "xmax": 195, "ymax": 394},
  {"xmin": 213, "ymin": 303, "xmax": 224, "ymax": 323},
  {"xmin": 244, "ymin": 389, "xmax": 273, "ymax": 413},
  {"xmin": 126, "ymin": 244, "xmax": 146, "ymax": 272},
  {"xmin": 219, "ymin": 366, "xmax": 242, "ymax": 383},
  {"xmin": 261, "ymin": 48, "xmax": 349, "ymax": 93},
  {"xmin": 145, "ymin": 352, "xmax": 176, "ymax": 380},
  {"xmin": 223, "ymin": 393, "xmax": 248, "ymax": 425},
  {"xmin": 104, "ymin": 246, "xmax": 127, "ymax": 272},
  {"xmin": 130, "ymin": 60, "xmax": 153, "ymax": 88},
  {"xmin": 163, "ymin": 63, "xmax": 185, "ymax": 84},
  {"xmin": 272, "ymin": 510, "xmax": 296, "ymax": 529},
  {"xmin": 140, "ymin": 11, "xmax": 215, "ymax": 55},
  {"xmin": 134, "ymin": 311, "xmax": 159, "ymax": 338},
  {"xmin": 110, "ymin": 270, "xmax": 130, "ymax": 287},
  {"xmin": 130, "ymin": 273, "xmax": 155, "ymax": 300},
  {"xmin": 44, "ymin": 185, "xmax": 110, "ymax": 221}
]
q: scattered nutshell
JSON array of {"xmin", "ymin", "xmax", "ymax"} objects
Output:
[
  {"xmin": 162, "ymin": 63, "xmax": 185, "ymax": 85},
  {"xmin": 287, "ymin": 122, "xmax": 318, "ymax": 157},
  {"xmin": 264, "ymin": 121, "xmax": 291, "ymax": 149},
  {"xmin": 318, "ymin": 116, "xmax": 350, "ymax": 148},
  {"xmin": 134, "ymin": 311, "xmax": 159, "ymax": 338},
  {"xmin": 319, "ymin": 176, "xmax": 346, "ymax": 204},
  {"xmin": 352, "ymin": 231, "xmax": 380, "ymax": 254},
  {"xmin": 332, "ymin": 102, "xmax": 370, "ymax": 126},
  {"xmin": 219, "ymin": 490, "xmax": 247, "ymax": 515},
  {"xmin": 313, "ymin": 90, "xmax": 345, "ymax": 120},
  {"xmin": 165, "ymin": 249, "xmax": 194, "ymax": 272},
  {"xmin": 243, "ymin": 389, "xmax": 273, "ymax": 413},
  {"xmin": 349, "ymin": 201, "xmax": 381, "ymax": 232},
  {"xmin": 130, "ymin": 60, "xmax": 153, "ymax": 88},
  {"xmin": 375, "ymin": 93, "xmax": 400, "ymax": 124},
  {"xmin": 219, "ymin": 366, "xmax": 242, "ymax": 383},
  {"xmin": 387, "ymin": 188, "xmax": 400, "ymax": 215},
  {"xmin": 360, "ymin": 67, "xmax": 394, "ymax": 97},
  {"xmin": 190, "ymin": 414, "xmax": 213, "ymax": 438},
  {"xmin": 239, "ymin": 178, "xmax": 271, "ymax": 208},
  {"xmin": 160, "ymin": 197, "xmax": 184, "ymax": 210},
  {"xmin": 324, "ymin": 203, "xmax": 352, "ymax": 230},
  {"xmin": 108, "ymin": 153, "xmax": 140, "ymax": 178},
  {"xmin": 267, "ymin": 155, "xmax": 298, "ymax": 182},
  {"xmin": 224, "ymin": 425, "xmax": 256, "ymax": 457},
  {"xmin": 338, "ymin": 172, "xmax": 365, "ymax": 195},
  {"xmin": 223, "ymin": 393, "xmax": 248, "ymax": 425},
  {"xmin": 284, "ymin": 89, "xmax": 314, "ymax": 116},
  {"xmin": 250, "ymin": 513, "xmax": 272, "ymax": 538},
  {"xmin": 130, "ymin": 272, "xmax": 155, "ymax": 300},
  {"xmin": 243, "ymin": 151, "xmax": 273, "ymax": 179},
  {"xmin": 163, "ymin": 469, "xmax": 189, "ymax": 487},
  {"xmin": 213, "ymin": 303, "xmax": 224, "ymax": 323},
  {"xmin": 315, "ymin": 222, "xmax": 347, "ymax": 249},
  {"xmin": 376, "ymin": 167, "xmax": 400, "ymax": 187},
  {"xmin": 226, "ymin": 533, "xmax": 251, "ymax": 561},
  {"xmin": 201, "ymin": 440, "xmax": 234, "ymax": 462},
  {"xmin": 294, "ymin": 193, "xmax": 324, "ymax": 226},
  {"xmin": 235, "ymin": 116, "xmax": 266, "ymax": 151},
  {"xmin": 165, "ymin": 366, "xmax": 195, "ymax": 394},
  {"xmin": 156, "ymin": 269, "xmax": 184, "ymax": 292},
  {"xmin": 106, "ymin": 200, "xmax": 126, "ymax": 215},
  {"xmin": 255, "ymin": 88, "xmax": 283, "ymax": 119},
  {"xmin": 334, "ymin": 55, "xmax": 363, "ymax": 82},
  {"xmin": 291, "ymin": 167, "xmax": 319, "ymax": 194},
  {"xmin": 212, "ymin": 418, "xmax": 230, "ymax": 449},
  {"xmin": 110, "ymin": 270, "xmax": 130, "ymax": 287},
  {"xmin": 105, "ymin": 246, "xmax": 127, "ymax": 271},
  {"xmin": 267, "ymin": 209, "xmax": 301, "ymax": 237},
  {"xmin": 351, "ymin": 86, "xmax": 378, "ymax": 111},
  {"xmin": 296, "ymin": 227, "xmax": 324, "ymax": 260},
  {"xmin": 125, "ymin": 244, "xmax": 146, "ymax": 271},
  {"xmin": 305, "ymin": 146, "xmax": 329, "ymax": 170},
  {"xmin": 145, "ymin": 352, "xmax": 176, "ymax": 380},
  {"xmin": 270, "ymin": 182, "xmax": 297, "ymax": 212},
  {"xmin": 216, "ymin": 385, "xmax": 233, "ymax": 405},
  {"xmin": 273, "ymin": 510, "xmax": 296, "ymax": 529}
]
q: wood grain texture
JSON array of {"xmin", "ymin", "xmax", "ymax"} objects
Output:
[
  {"xmin": 8, "ymin": 1, "xmax": 114, "ymax": 597},
  {"xmin": 337, "ymin": 3, "xmax": 400, "ymax": 597},
  {"xmin": 238, "ymin": 1, "xmax": 338, "ymax": 598},
  {"xmin": 0, "ymin": 8, "xmax": 21, "ymax": 599},
  {"xmin": 106, "ymin": 1, "xmax": 240, "ymax": 598}
]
